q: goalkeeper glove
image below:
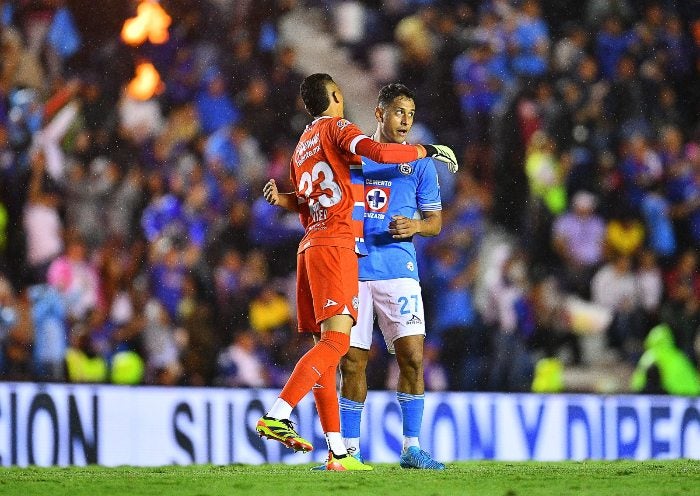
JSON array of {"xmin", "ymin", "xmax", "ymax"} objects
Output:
[{"xmin": 423, "ymin": 144, "xmax": 458, "ymax": 173}]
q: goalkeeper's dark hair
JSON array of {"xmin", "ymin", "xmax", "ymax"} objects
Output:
[
  {"xmin": 300, "ymin": 73, "xmax": 335, "ymax": 116},
  {"xmin": 377, "ymin": 83, "xmax": 415, "ymax": 108}
]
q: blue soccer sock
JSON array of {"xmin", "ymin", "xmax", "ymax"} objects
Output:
[
  {"xmin": 339, "ymin": 396, "xmax": 364, "ymax": 453},
  {"xmin": 397, "ymin": 392, "xmax": 424, "ymax": 450}
]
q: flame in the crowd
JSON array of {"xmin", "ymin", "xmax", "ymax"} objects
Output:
[
  {"xmin": 127, "ymin": 62, "xmax": 164, "ymax": 100},
  {"xmin": 121, "ymin": 1, "xmax": 172, "ymax": 46}
]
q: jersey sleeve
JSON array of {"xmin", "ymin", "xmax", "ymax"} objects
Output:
[
  {"xmin": 330, "ymin": 118, "xmax": 368, "ymax": 154},
  {"xmin": 417, "ymin": 159, "xmax": 442, "ymax": 211},
  {"xmin": 354, "ymin": 137, "xmax": 422, "ymax": 164},
  {"xmin": 330, "ymin": 117, "xmax": 422, "ymax": 164}
]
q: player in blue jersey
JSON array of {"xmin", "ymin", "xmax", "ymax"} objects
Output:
[{"xmin": 337, "ymin": 83, "xmax": 446, "ymax": 470}]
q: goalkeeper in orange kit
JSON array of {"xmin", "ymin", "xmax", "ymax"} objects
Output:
[{"xmin": 256, "ymin": 73, "xmax": 457, "ymax": 471}]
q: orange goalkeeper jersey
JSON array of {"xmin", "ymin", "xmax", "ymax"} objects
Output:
[
  {"xmin": 291, "ymin": 115, "xmax": 423, "ymax": 255},
  {"xmin": 291, "ymin": 116, "xmax": 366, "ymax": 255}
]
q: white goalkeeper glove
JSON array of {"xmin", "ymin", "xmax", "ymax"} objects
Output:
[{"xmin": 423, "ymin": 144, "xmax": 459, "ymax": 173}]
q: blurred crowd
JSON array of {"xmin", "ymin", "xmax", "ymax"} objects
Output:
[{"xmin": 0, "ymin": 0, "xmax": 698, "ymax": 393}]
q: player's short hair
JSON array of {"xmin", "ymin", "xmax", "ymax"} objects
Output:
[
  {"xmin": 377, "ymin": 83, "xmax": 415, "ymax": 108},
  {"xmin": 300, "ymin": 73, "xmax": 335, "ymax": 116}
]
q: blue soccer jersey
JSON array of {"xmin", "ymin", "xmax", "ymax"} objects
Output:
[{"xmin": 359, "ymin": 156, "xmax": 441, "ymax": 281}]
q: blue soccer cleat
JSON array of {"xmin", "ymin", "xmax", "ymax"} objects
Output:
[{"xmin": 399, "ymin": 446, "xmax": 445, "ymax": 470}]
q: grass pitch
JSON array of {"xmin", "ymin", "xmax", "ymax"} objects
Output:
[{"xmin": 1, "ymin": 460, "xmax": 698, "ymax": 496}]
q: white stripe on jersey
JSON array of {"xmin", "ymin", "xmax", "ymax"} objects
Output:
[
  {"xmin": 419, "ymin": 203, "xmax": 442, "ymax": 211},
  {"xmin": 349, "ymin": 135, "xmax": 369, "ymax": 154}
]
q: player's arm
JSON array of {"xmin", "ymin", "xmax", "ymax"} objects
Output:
[
  {"xmin": 339, "ymin": 123, "xmax": 458, "ymax": 172},
  {"xmin": 353, "ymin": 136, "xmax": 426, "ymax": 164},
  {"xmin": 389, "ymin": 210, "xmax": 442, "ymax": 239},
  {"xmin": 262, "ymin": 179, "xmax": 299, "ymax": 212}
]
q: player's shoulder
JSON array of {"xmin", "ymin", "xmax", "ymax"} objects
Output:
[
  {"xmin": 414, "ymin": 156, "xmax": 438, "ymax": 173},
  {"xmin": 314, "ymin": 115, "xmax": 355, "ymax": 129}
]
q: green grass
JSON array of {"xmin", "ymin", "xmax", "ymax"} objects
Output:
[{"xmin": 0, "ymin": 460, "xmax": 698, "ymax": 496}]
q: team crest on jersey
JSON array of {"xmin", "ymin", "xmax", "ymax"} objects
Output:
[
  {"xmin": 406, "ymin": 262, "xmax": 414, "ymax": 272},
  {"xmin": 398, "ymin": 163, "xmax": 413, "ymax": 175},
  {"xmin": 352, "ymin": 295, "xmax": 359, "ymax": 310},
  {"xmin": 365, "ymin": 187, "xmax": 390, "ymax": 212},
  {"xmin": 337, "ymin": 119, "xmax": 351, "ymax": 130}
]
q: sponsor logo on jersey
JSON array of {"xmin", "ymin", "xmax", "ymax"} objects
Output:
[
  {"xmin": 366, "ymin": 178, "xmax": 392, "ymax": 187},
  {"xmin": 406, "ymin": 314, "xmax": 422, "ymax": 325},
  {"xmin": 365, "ymin": 187, "xmax": 390, "ymax": 212},
  {"xmin": 406, "ymin": 261, "xmax": 415, "ymax": 271},
  {"xmin": 295, "ymin": 133, "xmax": 320, "ymax": 166},
  {"xmin": 323, "ymin": 298, "xmax": 338, "ymax": 308},
  {"xmin": 398, "ymin": 163, "xmax": 413, "ymax": 175},
  {"xmin": 337, "ymin": 119, "xmax": 351, "ymax": 130}
]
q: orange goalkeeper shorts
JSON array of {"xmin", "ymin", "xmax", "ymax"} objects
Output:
[{"xmin": 296, "ymin": 245, "xmax": 359, "ymax": 333}]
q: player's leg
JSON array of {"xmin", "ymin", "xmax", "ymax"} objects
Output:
[
  {"xmin": 313, "ymin": 315, "xmax": 353, "ymax": 456},
  {"xmin": 339, "ymin": 346, "xmax": 370, "ymax": 457},
  {"xmin": 394, "ymin": 334, "xmax": 425, "ymax": 447},
  {"xmin": 295, "ymin": 247, "xmax": 371, "ymax": 470},
  {"xmin": 394, "ymin": 334, "xmax": 445, "ymax": 469},
  {"xmin": 314, "ymin": 319, "xmax": 372, "ymax": 471},
  {"xmin": 338, "ymin": 280, "xmax": 373, "ymax": 459},
  {"xmin": 259, "ymin": 324, "xmax": 352, "ymax": 454},
  {"xmin": 257, "ymin": 248, "xmax": 355, "ymax": 453},
  {"xmin": 375, "ymin": 278, "xmax": 445, "ymax": 469}
]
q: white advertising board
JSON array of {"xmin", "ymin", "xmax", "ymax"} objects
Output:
[{"xmin": 0, "ymin": 383, "xmax": 698, "ymax": 466}]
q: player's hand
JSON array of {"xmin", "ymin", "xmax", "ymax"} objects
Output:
[
  {"xmin": 423, "ymin": 144, "xmax": 459, "ymax": 173},
  {"xmin": 263, "ymin": 179, "xmax": 280, "ymax": 206},
  {"xmin": 389, "ymin": 215, "xmax": 420, "ymax": 239}
]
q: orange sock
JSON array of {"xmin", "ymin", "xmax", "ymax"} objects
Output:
[
  {"xmin": 280, "ymin": 331, "xmax": 349, "ymax": 408},
  {"xmin": 312, "ymin": 363, "xmax": 341, "ymax": 433}
]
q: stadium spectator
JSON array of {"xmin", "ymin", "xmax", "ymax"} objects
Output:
[
  {"xmin": 552, "ymin": 190, "xmax": 606, "ymax": 297},
  {"xmin": 141, "ymin": 297, "xmax": 182, "ymax": 385},
  {"xmin": 195, "ymin": 68, "xmax": 239, "ymax": 135},
  {"xmin": 215, "ymin": 330, "xmax": 268, "ymax": 388},
  {"xmin": 660, "ymin": 250, "xmax": 700, "ymax": 365},
  {"xmin": 249, "ymin": 285, "xmax": 291, "ymax": 336},
  {"xmin": 177, "ymin": 273, "xmax": 218, "ymax": 386},
  {"xmin": 484, "ymin": 249, "xmax": 536, "ymax": 392},
  {"xmin": 47, "ymin": 233, "xmax": 100, "ymax": 322},
  {"xmin": 591, "ymin": 254, "xmax": 645, "ymax": 361},
  {"xmin": 28, "ymin": 283, "xmax": 67, "ymax": 381},
  {"xmin": 636, "ymin": 248, "xmax": 663, "ymax": 330},
  {"xmin": 604, "ymin": 207, "xmax": 645, "ymax": 258},
  {"xmin": 630, "ymin": 323, "xmax": 700, "ymax": 396},
  {"xmin": 65, "ymin": 326, "xmax": 108, "ymax": 383},
  {"xmin": 0, "ymin": 276, "xmax": 17, "ymax": 374},
  {"xmin": 64, "ymin": 158, "xmax": 121, "ymax": 249},
  {"xmin": 508, "ymin": 0, "xmax": 550, "ymax": 78},
  {"xmin": 428, "ymin": 244, "xmax": 484, "ymax": 391},
  {"xmin": 23, "ymin": 149, "xmax": 63, "ymax": 284}
]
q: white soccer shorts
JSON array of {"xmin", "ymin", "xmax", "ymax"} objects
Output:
[{"xmin": 350, "ymin": 278, "xmax": 426, "ymax": 354}]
